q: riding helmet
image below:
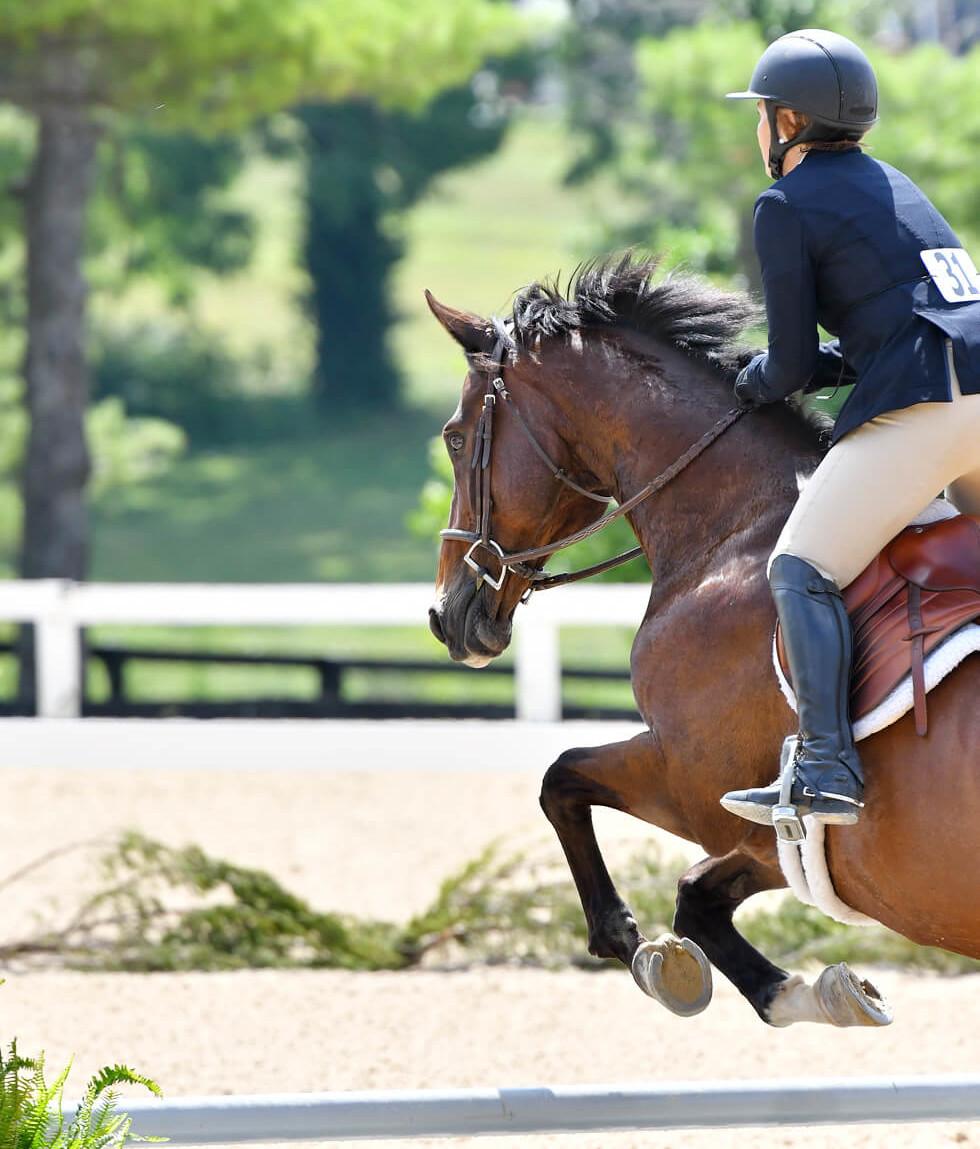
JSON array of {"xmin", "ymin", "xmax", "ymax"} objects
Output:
[{"xmin": 726, "ymin": 29, "xmax": 878, "ymax": 179}]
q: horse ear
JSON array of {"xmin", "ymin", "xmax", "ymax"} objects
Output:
[{"xmin": 425, "ymin": 290, "xmax": 496, "ymax": 357}]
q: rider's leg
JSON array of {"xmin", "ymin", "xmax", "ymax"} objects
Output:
[
  {"xmin": 721, "ymin": 353, "xmax": 980, "ymax": 828},
  {"xmin": 768, "ymin": 365, "xmax": 980, "ymax": 593},
  {"xmin": 720, "ymin": 553, "xmax": 864, "ymax": 826}
]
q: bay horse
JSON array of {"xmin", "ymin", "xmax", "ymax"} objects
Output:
[{"xmin": 425, "ymin": 254, "xmax": 980, "ymax": 1028}]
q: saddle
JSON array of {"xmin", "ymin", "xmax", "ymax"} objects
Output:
[{"xmin": 777, "ymin": 513, "xmax": 980, "ymax": 736}]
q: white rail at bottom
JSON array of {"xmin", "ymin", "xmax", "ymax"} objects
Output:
[{"xmin": 64, "ymin": 1076, "xmax": 980, "ymax": 1143}]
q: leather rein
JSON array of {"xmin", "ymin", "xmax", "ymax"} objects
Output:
[{"xmin": 440, "ymin": 331, "xmax": 747, "ymax": 596}]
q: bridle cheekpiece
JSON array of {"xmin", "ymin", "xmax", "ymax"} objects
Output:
[{"xmin": 439, "ymin": 324, "xmax": 747, "ymax": 597}]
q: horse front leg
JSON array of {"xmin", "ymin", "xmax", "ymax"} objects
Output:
[
  {"xmin": 539, "ymin": 735, "xmax": 712, "ymax": 1017},
  {"xmin": 674, "ymin": 850, "xmax": 892, "ymax": 1028}
]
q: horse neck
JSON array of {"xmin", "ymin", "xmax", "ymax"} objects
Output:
[{"xmin": 552, "ymin": 333, "xmax": 823, "ymax": 596}]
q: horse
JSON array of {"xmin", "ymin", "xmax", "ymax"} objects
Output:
[{"xmin": 424, "ymin": 254, "xmax": 980, "ymax": 1028}]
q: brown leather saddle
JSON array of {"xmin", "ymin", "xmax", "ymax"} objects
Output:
[{"xmin": 777, "ymin": 513, "xmax": 980, "ymax": 736}]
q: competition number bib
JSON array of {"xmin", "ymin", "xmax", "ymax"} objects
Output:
[{"xmin": 919, "ymin": 247, "xmax": 980, "ymax": 303}]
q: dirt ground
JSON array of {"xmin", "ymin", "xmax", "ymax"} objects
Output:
[{"xmin": 0, "ymin": 721, "xmax": 977, "ymax": 1148}]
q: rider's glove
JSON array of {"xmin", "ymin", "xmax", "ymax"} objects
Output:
[{"xmin": 732, "ymin": 354, "xmax": 768, "ymax": 410}]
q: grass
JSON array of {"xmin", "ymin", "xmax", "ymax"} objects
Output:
[{"xmin": 90, "ymin": 406, "xmax": 442, "ymax": 584}]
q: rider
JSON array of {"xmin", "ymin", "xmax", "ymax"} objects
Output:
[{"xmin": 719, "ymin": 28, "xmax": 980, "ymax": 831}]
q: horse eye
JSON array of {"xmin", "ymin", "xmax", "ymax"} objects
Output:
[{"xmin": 447, "ymin": 433, "xmax": 465, "ymax": 452}]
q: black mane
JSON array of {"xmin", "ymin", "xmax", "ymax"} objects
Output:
[
  {"xmin": 510, "ymin": 253, "xmax": 756, "ymax": 373},
  {"xmin": 507, "ymin": 252, "xmax": 832, "ymax": 446}
]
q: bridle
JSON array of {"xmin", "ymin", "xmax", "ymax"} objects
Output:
[{"xmin": 439, "ymin": 328, "xmax": 747, "ymax": 597}]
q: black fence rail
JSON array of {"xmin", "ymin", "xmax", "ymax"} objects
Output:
[{"xmin": 74, "ymin": 644, "xmax": 637, "ymax": 721}]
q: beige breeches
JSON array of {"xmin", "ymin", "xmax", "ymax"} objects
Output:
[{"xmin": 772, "ymin": 344, "xmax": 980, "ymax": 589}]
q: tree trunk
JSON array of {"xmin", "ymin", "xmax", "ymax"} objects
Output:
[
  {"xmin": 20, "ymin": 107, "xmax": 99, "ymax": 581},
  {"xmin": 15, "ymin": 108, "xmax": 98, "ymax": 711},
  {"xmin": 300, "ymin": 103, "xmax": 401, "ymax": 416}
]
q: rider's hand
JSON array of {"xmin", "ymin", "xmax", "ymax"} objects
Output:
[{"xmin": 733, "ymin": 362, "xmax": 764, "ymax": 410}]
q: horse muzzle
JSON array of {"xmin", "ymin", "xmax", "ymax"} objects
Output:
[{"xmin": 429, "ymin": 580, "xmax": 512, "ymax": 667}]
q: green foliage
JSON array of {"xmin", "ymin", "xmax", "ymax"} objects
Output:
[
  {"xmin": 86, "ymin": 400, "xmax": 187, "ymax": 500},
  {"xmin": 559, "ymin": 0, "xmax": 715, "ymax": 187},
  {"xmin": 630, "ymin": 22, "xmax": 767, "ymax": 281},
  {"xmin": 89, "ymin": 319, "xmax": 310, "ymax": 446},
  {"xmin": 0, "ymin": 1, "xmax": 524, "ymax": 129},
  {"xmin": 80, "ymin": 832, "xmax": 404, "ymax": 971},
  {"xmin": 0, "ymin": 1035, "xmax": 161, "ymax": 1149},
  {"xmin": 87, "ymin": 130, "xmax": 254, "ymax": 307},
  {"xmin": 0, "ymin": 106, "xmax": 33, "ymax": 254},
  {"xmin": 406, "ymin": 435, "xmax": 455, "ymax": 543},
  {"xmin": 3, "ymin": 831, "xmax": 976, "ymax": 976},
  {"xmin": 872, "ymin": 42, "xmax": 980, "ymax": 253}
]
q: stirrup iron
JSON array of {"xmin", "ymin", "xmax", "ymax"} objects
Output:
[{"xmin": 772, "ymin": 735, "xmax": 806, "ymax": 843}]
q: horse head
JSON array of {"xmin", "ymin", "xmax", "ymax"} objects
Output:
[{"xmin": 425, "ymin": 290, "xmax": 611, "ymax": 666}]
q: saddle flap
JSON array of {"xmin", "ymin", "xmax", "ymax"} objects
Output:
[
  {"xmin": 777, "ymin": 513, "xmax": 980, "ymax": 728},
  {"xmin": 888, "ymin": 514, "xmax": 980, "ymax": 592}
]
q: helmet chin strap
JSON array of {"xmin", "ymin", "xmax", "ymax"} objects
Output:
[{"xmin": 765, "ymin": 101, "xmax": 832, "ymax": 179}]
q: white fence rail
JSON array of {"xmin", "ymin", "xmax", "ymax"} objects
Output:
[
  {"xmin": 0, "ymin": 581, "xmax": 650, "ymax": 722},
  {"xmin": 63, "ymin": 1076, "xmax": 980, "ymax": 1143}
]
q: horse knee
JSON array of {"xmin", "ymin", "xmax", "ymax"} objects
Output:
[
  {"xmin": 539, "ymin": 748, "xmax": 591, "ymax": 822},
  {"xmin": 674, "ymin": 873, "xmax": 707, "ymax": 938},
  {"xmin": 674, "ymin": 868, "xmax": 740, "ymax": 937}
]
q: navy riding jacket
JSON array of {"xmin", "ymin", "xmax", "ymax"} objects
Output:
[{"xmin": 737, "ymin": 148, "xmax": 980, "ymax": 443}]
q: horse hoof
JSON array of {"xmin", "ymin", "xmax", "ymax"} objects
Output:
[
  {"xmin": 816, "ymin": 962, "xmax": 893, "ymax": 1027},
  {"xmin": 630, "ymin": 934, "xmax": 712, "ymax": 1017}
]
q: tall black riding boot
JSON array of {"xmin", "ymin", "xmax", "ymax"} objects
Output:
[{"xmin": 720, "ymin": 554, "xmax": 864, "ymax": 829}]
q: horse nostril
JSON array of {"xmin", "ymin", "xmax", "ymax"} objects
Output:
[{"xmin": 428, "ymin": 607, "xmax": 446, "ymax": 644}]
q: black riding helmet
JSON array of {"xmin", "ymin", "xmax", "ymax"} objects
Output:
[{"xmin": 727, "ymin": 29, "xmax": 878, "ymax": 179}]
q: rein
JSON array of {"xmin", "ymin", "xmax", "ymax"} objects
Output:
[{"xmin": 440, "ymin": 333, "xmax": 748, "ymax": 595}]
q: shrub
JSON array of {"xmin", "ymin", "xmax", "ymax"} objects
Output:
[
  {"xmin": 0, "ymin": 1027, "xmax": 161, "ymax": 1149},
  {"xmin": 2, "ymin": 833, "xmax": 976, "ymax": 975}
]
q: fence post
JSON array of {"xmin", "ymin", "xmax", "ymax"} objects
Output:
[
  {"xmin": 513, "ymin": 616, "xmax": 561, "ymax": 722},
  {"xmin": 34, "ymin": 580, "xmax": 82, "ymax": 718}
]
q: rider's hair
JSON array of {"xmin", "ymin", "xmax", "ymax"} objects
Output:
[{"xmin": 777, "ymin": 106, "xmax": 867, "ymax": 152}]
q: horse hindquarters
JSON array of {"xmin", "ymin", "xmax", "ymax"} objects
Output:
[{"xmin": 825, "ymin": 659, "xmax": 980, "ymax": 959}]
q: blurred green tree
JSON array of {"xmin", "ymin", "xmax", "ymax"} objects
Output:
[
  {"xmin": 88, "ymin": 131, "xmax": 254, "ymax": 307},
  {"xmin": 298, "ymin": 65, "xmax": 526, "ymax": 415},
  {"xmin": 559, "ymin": 0, "xmax": 713, "ymax": 188},
  {"xmin": 0, "ymin": 0, "xmax": 519, "ymax": 583}
]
